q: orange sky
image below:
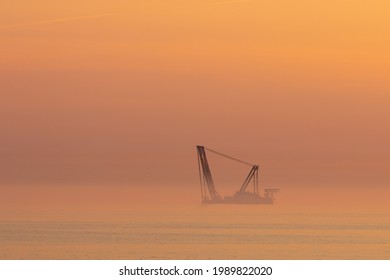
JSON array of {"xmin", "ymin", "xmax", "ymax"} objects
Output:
[{"xmin": 1, "ymin": 0, "xmax": 390, "ymax": 190}]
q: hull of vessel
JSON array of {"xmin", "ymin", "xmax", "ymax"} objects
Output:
[{"xmin": 202, "ymin": 195, "xmax": 274, "ymax": 205}]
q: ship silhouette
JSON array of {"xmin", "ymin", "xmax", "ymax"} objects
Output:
[{"xmin": 196, "ymin": 146, "xmax": 279, "ymax": 204}]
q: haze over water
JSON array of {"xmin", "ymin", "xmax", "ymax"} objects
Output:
[{"xmin": 1, "ymin": 184, "xmax": 389, "ymax": 259}]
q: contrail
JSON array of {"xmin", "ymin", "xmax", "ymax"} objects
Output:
[{"xmin": 0, "ymin": 13, "xmax": 113, "ymax": 30}]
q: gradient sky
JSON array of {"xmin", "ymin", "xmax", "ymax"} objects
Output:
[{"xmin": 1, "ymin": 0, "xmax": 390, "ymax": 188}]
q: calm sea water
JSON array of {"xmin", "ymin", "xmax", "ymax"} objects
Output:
[{"xmin": 1, "ymin": 206, "xmax": 389, "ymax": 259}]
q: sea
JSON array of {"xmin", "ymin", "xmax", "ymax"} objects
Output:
[{"xmin": 1, "ymin": 204, "xmax": 389, "ymax": 259}]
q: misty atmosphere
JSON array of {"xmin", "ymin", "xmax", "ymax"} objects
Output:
[{"xmin": 1, "ymin": 0, "xmax": 389, "ymax": 259}]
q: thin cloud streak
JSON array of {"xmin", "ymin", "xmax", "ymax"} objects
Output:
[
  {"xmin": 206, "ymin": 0, "xmax": 254, "ymax": 6},
  {"xmin": 0, "ymin": 14, "xmax": 113, "ymax": 30}
]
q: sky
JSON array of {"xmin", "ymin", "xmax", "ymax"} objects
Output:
[{"xmin": 1, "ymin": 0, "xmax": 390, "ymax": 191}]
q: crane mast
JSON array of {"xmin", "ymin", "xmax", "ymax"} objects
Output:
[
  {"xmin": 197, "ymin": 146, "xmax": 221, "ymax": 201},
  {"xmin": 238, "ymin": 165, "xmax": 259, "ymax": 195}
]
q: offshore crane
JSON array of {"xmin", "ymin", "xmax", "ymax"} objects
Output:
[{"xmin": 196, "ymin": 146, "xmax": 279, "ymax": 204}]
